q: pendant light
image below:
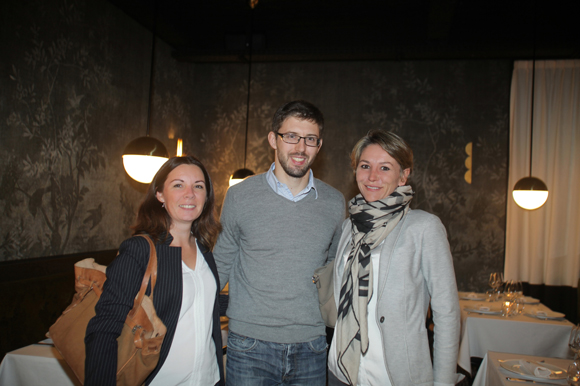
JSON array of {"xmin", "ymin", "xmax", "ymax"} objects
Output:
[
  {"xmin": 512, "ymin": 3, "xmax": 548, "ymax": 210},
  {"xmin": 229, "ymin": 1, "xmax": 257, "ymax": 187},
  {"xmin": 123, "ymin": 1, "xmax": 169, "ymax": 184}
]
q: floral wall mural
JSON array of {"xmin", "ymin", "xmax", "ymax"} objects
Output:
[
  {"xmin": 1, "ymin": 0, "xmax": 151, "ymax": 258},
  {"xmin": 0, "ymin": 0, "xmax": 510, "ymax": 292},
  {"xmin": 5, "ymin": 30, "xmax": 108, "ymax": 257}
]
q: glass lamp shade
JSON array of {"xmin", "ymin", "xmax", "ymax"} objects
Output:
[
  {"xmin": 122, "ymin": 136, "xmax": 169, "ymax": 184},
  {"xmin": 229, "ymin": 168, "xmax": 255, "ymax": 187},
  {"xmin": 512, "ymin": 176, "xmax": 549, "ymax": 210}
]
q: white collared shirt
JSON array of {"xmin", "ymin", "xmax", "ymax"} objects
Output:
[
  {"xmin": 150, "ymin": 243, "xmax": 219, "ymax": 386},
  {"xmin": 265, "ymin": 162, "xmax": 318, "ymax": 202}
]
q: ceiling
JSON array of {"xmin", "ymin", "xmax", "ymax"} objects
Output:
[{"xmin": 107, "ymin": 0, "xmax": 580, "ymax": 63}]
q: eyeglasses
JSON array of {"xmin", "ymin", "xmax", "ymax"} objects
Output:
[{"xmin": 276, "ymin": 132, "xmax": 320, "ymax": 147}]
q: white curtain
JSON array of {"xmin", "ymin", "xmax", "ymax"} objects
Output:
[{"xmin": 505, "ymin": 60, "xmax": 580, "ymax": 287}]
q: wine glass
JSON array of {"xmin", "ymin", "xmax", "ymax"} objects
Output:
[
  {"xmin": 504, "ymin": 280, "xmax": 520, "ymax": 301},
  {"xmin": 487, "ymin": 273, "xmax": 497, "ymax": 302},
  {"xmin": 512, "ymin": 280, "xmax": 523, "ymax": 295},
  {"xmin": 501, "ymin": 299, "xmax": 515, "ymax": 317},
  {"xmin": 496, "ymin": 273, "xmax": 505, "ymax": 300},
  {"xmin": 488, "ymin": 272, "xmax": 499, "ymax": 289},
  {"xmin": 488, "ymin": 272, "xmax": 504, "ymax": 301},
  {"xmin": 514, "ymin": 296, "xmax": 526, "ymax": 315},
  {"xmin": 568, "ymin": 361, "xmax": 580, "ymax": 386}
]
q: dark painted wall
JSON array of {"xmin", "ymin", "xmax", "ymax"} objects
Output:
[{"xmin": 1, "ymin": 0, "xmax": 510, "ymax": 292}]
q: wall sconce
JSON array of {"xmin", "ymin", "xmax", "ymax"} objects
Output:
[
  {"xmin": 229, "ymin": 168, "xmax": 255, "ymax": 187},
  {"xmin": 229, "ymin": 2, "xmax": 257, "ymax": 187},
  {"xmin": 123, "ymin": 137, "xmax": 168, "ymax": 184},
  {"xmin": 512, "ymin": 80, "xmax": 548, "ymax": 209},
  {"xmin": 513, "ymin": 176, "xmax": 548, "ymax": 210},
  {"xmin": 122, "ymin": 0, "xmax": 168, "ymax": 184},
  {"xmin": 511, "ymin": 6, "xmax": 548, "ymax": 210}
]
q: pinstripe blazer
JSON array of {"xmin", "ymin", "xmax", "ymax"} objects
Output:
[{"xmin": 85, "ymin": 234, "xmax": 225, "ymax": 386}]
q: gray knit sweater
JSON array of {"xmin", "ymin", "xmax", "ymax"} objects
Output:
[{"xmin": 214, "ymin": 173, "xmax": 346, "ymax": 343}]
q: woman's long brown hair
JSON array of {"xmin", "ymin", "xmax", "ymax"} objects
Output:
[{"xmin": 132, "ymin": 156, "xmax": 221, "ymax": 249}]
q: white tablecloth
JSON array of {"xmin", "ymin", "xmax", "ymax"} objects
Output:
[
  {"xmin": 458, "ymin": 295, "xmax": 574, "ymax": 374},
  {"xmin": 1, "ymin": 319, "xmax": 230, "ymax": 386},
  {"xmin": 472, "ymin": 351, "xmax": 571, "ymax": 386},
  {"xmin": 0, "ymin": 344, "xmax": 80, "ymax": 386}
]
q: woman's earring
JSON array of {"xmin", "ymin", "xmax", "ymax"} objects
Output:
[{"xmin": 161, "ymin": 202, "xmax": 165, "ymax": 208}]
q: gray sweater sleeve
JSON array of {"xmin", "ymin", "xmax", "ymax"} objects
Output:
[{"xmin": 214, "ymin": 187, "xmax": 239, "ymax": 291}]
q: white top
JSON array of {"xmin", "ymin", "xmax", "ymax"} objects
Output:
[
  {"xmin": 150, "ymin": 243, "xmax": 219, "ymax": 386},
  {"xmin": 329, "ymin": 241, "xmax": 392, "ymax": 386}
]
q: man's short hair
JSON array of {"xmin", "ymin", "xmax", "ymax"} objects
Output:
[{"xmin": 271, "ymin": 100, "xmax": 324, "ymax": 137}]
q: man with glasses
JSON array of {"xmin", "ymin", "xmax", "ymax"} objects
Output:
[{"xmin": 214, "ymin": 100, "xmax": 345, "ymax": 386}]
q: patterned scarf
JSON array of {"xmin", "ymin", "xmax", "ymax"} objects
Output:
[{"xmin": 336, "ymin": 185, "xmax": 414, "ymax": 385}]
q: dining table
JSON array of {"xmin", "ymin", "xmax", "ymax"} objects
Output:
[
  {"xmin": 0, "ymin": 341, "xmax": 80, "ymax": 386},
  {"xmin": 0, "ymin": 320, "xmax": 231, "ymax": 386},
  {"xmin": 457, "ymin": 291, "xmax": 574, "ymax": 375},
  {"xmin": 471, "ymin": 350, "xmax": 572, "ymax": 386}
]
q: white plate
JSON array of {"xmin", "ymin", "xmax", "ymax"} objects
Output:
[
  {"xmin": 459, "ymin": 292, "xmax": 486, "ymax": 301},
  {"xmin": 524, "ymin": 310, "xmax": 566, "ymax": 320},
  {"xmin": 499, "ymin": 359, "xmax": 567, "ymax": 381},
  {"xmin": 464, "ymin": 303, "xmax": 502, "ymax": 315},
  {"xmin": 522, "ymin": 296, "xmax": 540, "ymax": 304},
  {"xmin": 464, "ymin": 308, "xmax": 502, "ymax": 315}
]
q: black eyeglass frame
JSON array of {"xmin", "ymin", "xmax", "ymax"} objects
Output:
[{"xmin": 276, "ymin": 132, "xmax": 321, "ymax": 147}]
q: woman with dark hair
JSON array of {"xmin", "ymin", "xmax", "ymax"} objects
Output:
[
  {"xmin": 327, "ymin": 130, "xmax": 460, "ymax": 386},
  {"xmin": 85, "ymin": 156, "xmax": 225, "ymax": 386}
]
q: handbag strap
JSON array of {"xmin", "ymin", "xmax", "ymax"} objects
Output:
[{"xmin": 130, "ymin": 235, "xmax": 158, "ymax": 314}]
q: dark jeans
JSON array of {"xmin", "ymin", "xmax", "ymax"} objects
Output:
[{"xmin": 225, "ymin": 331, "xmax": 327, "ymax": 386}]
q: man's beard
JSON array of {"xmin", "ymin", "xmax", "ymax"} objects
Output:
[{"xmin": 278, "ymin": 152, "xmax": 313, "ymax": 178}]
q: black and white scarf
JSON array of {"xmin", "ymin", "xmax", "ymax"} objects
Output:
[{"xmin": 336, "ymin": 185, "xmax": 414, "ymax": 385}]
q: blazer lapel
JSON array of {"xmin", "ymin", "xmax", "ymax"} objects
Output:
[
  {"xmin": 197, "ymin": 240, "xmax": 220, "ymax": 293},
  {"xmin": 376, "ymin": 215, "xmax": 407, "ymax": 300}
]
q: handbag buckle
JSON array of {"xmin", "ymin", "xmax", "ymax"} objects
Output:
[{"xmin": 132, "ymin": 325, "xmax": 142, "ymax": 334}]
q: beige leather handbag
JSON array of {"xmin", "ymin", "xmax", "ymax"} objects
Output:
[
  {"xmin": 48, "ymin": 235, "xmax": 166, "ymax": 385},
  {"xmin": 312, "ymin": 259, "xmax": 337, "ymax": 328}
]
